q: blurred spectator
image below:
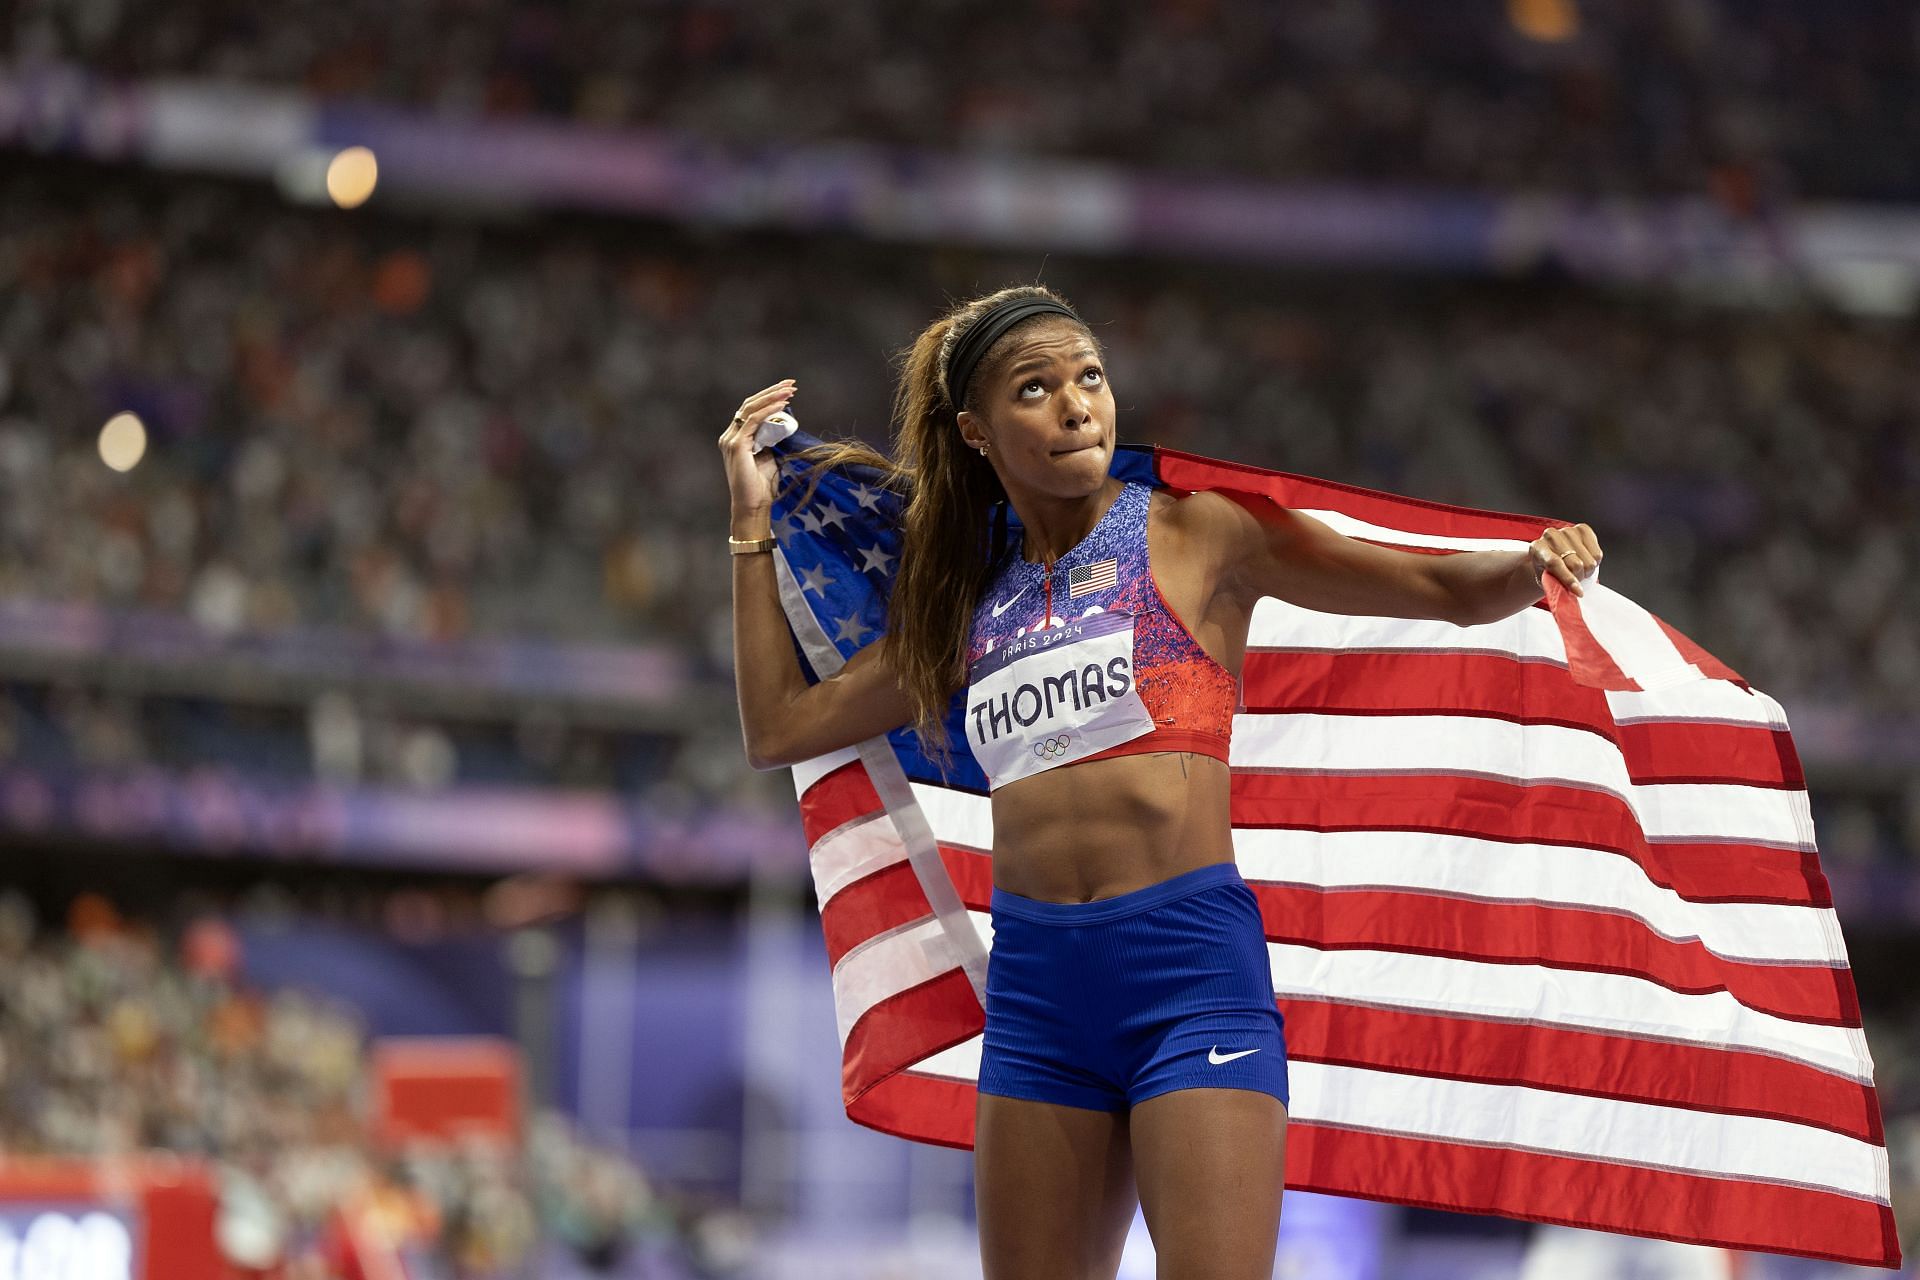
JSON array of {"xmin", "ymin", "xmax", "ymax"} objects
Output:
[{"xmin": 11, "ymin": 0, "xmax": 1920, "ymax": 201}]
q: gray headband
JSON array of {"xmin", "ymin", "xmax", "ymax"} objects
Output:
[{"xmin": 943, "ymin": 298, "xmax": 1084, "ymax": 409}]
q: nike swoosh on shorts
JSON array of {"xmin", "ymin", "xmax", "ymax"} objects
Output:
[{"xmin": 1208, "ymin": 1047, "xmax": 1260, "ymax": 1065}]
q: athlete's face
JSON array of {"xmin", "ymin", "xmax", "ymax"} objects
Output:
[{"xmin": 956, "ymin": 319, "xmax": 1115, "ymax": 499}]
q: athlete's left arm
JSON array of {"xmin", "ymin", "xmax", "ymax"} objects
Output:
[{"xmin": 1198, "ymin": 490, "xmax": 1603, "ymax": 626}]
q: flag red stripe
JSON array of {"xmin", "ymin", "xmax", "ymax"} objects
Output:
[
  {"xmin": 1240, "ymin": 651, "xmax": 1803, "ymax": 787},
  {"xmin": 841, "ymin": 968, "xmax": 983, "ymax": 1105},
  {"xmin": 820, "ymin": 861, "xmax": 932, "ymax": 969},
  {"xmin": 1285, "ymin": 1124, "xmax": 1900, "ymax": 1268},
  {"xmin": 1281, "ymin": 999, "xmax": 1883, "ymax": 1145},
  {"xmin": 1230, "ymin": 772, "xmax": 1829, "ymax": 908},
  {"xmin": 798, "ymin": 759, "xmax": 884, "ymax": 846},
  {"xmin": 1242, "ymin": 651, "xmax": 1609, "ymax": 719},
  {"xmin": 845, "ymin": 1069, "xmax": 977, "ymax": 1150},
  {"xmin": 1154, "ymin": 449, "xmax": 1562, "ymax": 542},
  {"xmin": 939, "ymin": 843, "xmax": 994, "ymax": 911},
  {"xmin": 1610, "ymin": 719, "xmax": 1803, "ymax": 788},
  {"xmin": 1547, "ymin": 579, "xmax": 1643, "ymax": 690},
  {"xmin": 1253, "ymin": 884, "xmax": 1856, "ymax": 1025}
]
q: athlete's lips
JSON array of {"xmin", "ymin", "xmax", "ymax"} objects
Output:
[{"xmin": 1051, "ymin": 442, "xmax": 1101, "ymax": 456}]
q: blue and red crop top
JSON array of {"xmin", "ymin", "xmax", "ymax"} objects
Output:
[{"xmin": 962, "ymin": 482, "xmax": 1238, "ymax": 791}]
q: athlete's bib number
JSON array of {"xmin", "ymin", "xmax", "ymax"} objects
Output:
[{"xmin": 964, "ymin": 611, "xmax": 1154, "ymax": 790}]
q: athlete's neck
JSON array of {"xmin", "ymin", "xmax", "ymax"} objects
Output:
[{"xmin": 1013, "ymin": 478, "xmax": 1126, "ymax": 567}]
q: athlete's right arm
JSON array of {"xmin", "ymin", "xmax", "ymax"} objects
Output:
[{"xmin": 721, "ymin": 380, "xmax": 919, "ymax": 770}]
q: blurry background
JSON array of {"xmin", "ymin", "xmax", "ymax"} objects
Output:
[{"xmin": 1, "ymin": 0, "xmax": 1917, "ymax": 1276}]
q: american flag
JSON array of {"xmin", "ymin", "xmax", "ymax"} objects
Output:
[
  {"xmin": 764, "ymin": 429, "xmax": 1898, "ymax": 1269},
  {"xmin": 1068, "ymin": 557, "xmax": 1119, "ymax": 598}
]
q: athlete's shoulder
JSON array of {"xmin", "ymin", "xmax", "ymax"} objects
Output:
[{"xmin": 1149, "ymin": 485, "xmax": 1264, "ymax": 546}]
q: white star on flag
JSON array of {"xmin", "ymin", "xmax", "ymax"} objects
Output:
[{"xmin": 833, "ymin": 613, "xmax": 873, "ymax": 645}]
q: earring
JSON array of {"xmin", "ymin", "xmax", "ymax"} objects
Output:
[{"xmin": 978, "ymin": 444, "xmax": 989, "ymax": 456}]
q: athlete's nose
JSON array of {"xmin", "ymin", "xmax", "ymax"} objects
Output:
[{"xmin": 1059, "ymin": 382, "xmax": 1093, "ymax": 425}]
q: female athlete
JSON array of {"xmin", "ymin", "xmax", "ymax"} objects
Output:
[{"xmin": 721, "ymin": 285, "xmax": 1603, "ymax": 1279}]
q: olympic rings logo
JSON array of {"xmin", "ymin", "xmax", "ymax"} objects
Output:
[{"xmin": 1032, "ymin": 734, "xmax": 1073, "ymax": 760}]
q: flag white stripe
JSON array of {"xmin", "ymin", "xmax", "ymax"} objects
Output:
[
  {"xmin": 792, "ymin": 746, "xmax": 860, "ymax": 796},
  {"xmin": 1247, "ymin": 597, "xmax": 1567, "ymax": 661},
  {"xmin": 1265, "ymin": 943, "xmax": 1870, "ymax": 1082},
  {"xmin": 1638, "ymin": 781, "xmax": 1814, "ymax": 850},
  {"xmin": 1232, "ymin": 829, "xmax": 1845, "ymax": 966},
  {"xmin": 1228, "ymin": 713, "xmax": 1814, "ymax": 849},
  {"xmin": 1286, "ymin": 1060, "xmax": 1888, "ymax": 1203},
  {"xmin": 1605, "ymin": 683, "xmax": 1786, "ymax": 729},
  {"xmin": 829, "ymin": 915, "xmax": 968, "ymax": 1047},
  {"xmin": 1299, "ymin": 508, "xmax": 1530, "ymax": 555},
  {"xmin": 908, "ymin": 781, "xmax": 994, "ymax": 851},
  {"xmin": 913, "ymin": 1033, "xmax": 984, "ymax": 1081},
  {"xmin": 809, "ymin": 811, "xmax": 909, "ymax": 907},
  {"xmin": 1577, "ymin": 582, "xmax": 1707, "ymax": 691},
  {"xmin": 1230, "ymin": 711, "xmax": 1627, "ymax": 783}
]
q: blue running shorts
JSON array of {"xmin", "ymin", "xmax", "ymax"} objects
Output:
[{"xmin": 977, "ymin": 861, "xmax": 1290, "ymax": 1112}]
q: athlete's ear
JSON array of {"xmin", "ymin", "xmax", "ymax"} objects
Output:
[{"xmin": 956, "ymin": 409, "xmax": 987, "ymax": 453}]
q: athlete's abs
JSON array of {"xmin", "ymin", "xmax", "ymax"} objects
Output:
[
  {"xmin": 989, "ymin": 748, "xmax": 1236, "ymax": 901},
  {"xmin": 965, "ymin": 484, "xmax": 1246, "ymax": 902}
]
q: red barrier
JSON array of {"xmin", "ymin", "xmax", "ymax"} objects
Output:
[
  {"xmin": 0, "ymin": 1157, "xmax": 220, "ymax": 1280},
  {"xmin": 370, "ymin": 1037, "xmax": 522, "ymax": 1150}
]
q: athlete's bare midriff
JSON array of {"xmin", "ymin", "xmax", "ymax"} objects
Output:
[{"xmin": 987, "ymin": 747, "xmax": 1236, "ymax": 901}]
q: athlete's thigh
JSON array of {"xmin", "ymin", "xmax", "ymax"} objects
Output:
[
  {"xmin": 1130, "ymin": 1087, "xmax": 1287, "ymax": 1280},
  {"xmin": 975, "ymin": 1092, "xmax": 1137, "ymax": 1280}
]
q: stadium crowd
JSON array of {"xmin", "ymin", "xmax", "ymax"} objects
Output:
[
  {"xmin": 11, "ymin": 0, "xmax": 1920, "ymax": 201},
  {"xmin": 0, "ymin": 890, "xmax": 739, "ymax": 1278},
  {"xmin": 1, "ymin": 161, "xmax": 1915, "ymax": 713}
]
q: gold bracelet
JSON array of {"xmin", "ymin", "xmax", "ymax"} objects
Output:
[{"xmin": 728, "ymin": 535, "xmax": 777, "ymax": 555}]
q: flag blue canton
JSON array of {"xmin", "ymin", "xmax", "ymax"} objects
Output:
[
  {"xmin": 768, "ymin": 429, "xmax": 977, "ymax": 789},
  {"xmin": 768, "ymin": 430, "xmax": 1159, "ymax": 792}
]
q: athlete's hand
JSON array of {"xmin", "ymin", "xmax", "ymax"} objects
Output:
[
  {"xmin": 718, "ymin": 378, "xmax": 795, "ymax": 520},
  {"xmin": 1526, "ymin": 522, "xmax": 1603, "ymax": 598}
]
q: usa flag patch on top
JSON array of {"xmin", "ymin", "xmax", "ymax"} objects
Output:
[{"xmin": 1068, "ymin": 558, "xmax": 1118, "ymax": 598}]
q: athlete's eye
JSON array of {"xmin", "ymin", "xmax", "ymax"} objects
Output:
[
  {"xmin": 1081, "ymin": 366, "xmax": 1104, "ymax": 386},
  {"xmin": 1019, "ymin": 379, "xmax": 1046, "ymax": 398}
]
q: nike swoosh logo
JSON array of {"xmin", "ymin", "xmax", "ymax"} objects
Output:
[
  {"xmin": 1207, "ymin": 1047, "xmax": 1260, "ymax": 1065},
  {"xmin": 990, "ymin": 587, "xmax": 1028, "ymax": 618}
]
